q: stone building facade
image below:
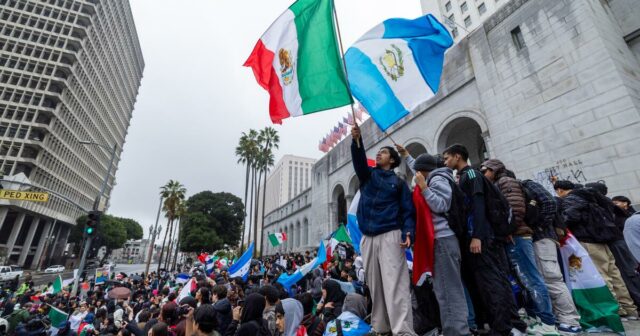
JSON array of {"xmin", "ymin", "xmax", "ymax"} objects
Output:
[
  {"xmin": 0, "ymin": 0, "xmax": 143, "ymax": 268},
  {"xmin": 261, "ymin": 0, "xmax": 640, "ymax": 254}
]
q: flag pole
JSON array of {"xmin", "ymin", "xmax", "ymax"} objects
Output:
[{"xmin": 331, "ymin": 0, "xmax": 360, "ymax": 147}]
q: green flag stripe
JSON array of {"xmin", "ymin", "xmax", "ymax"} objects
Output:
[
  {"xmin": 572, "ymin": 286, "xmax": 624, "ymax": 333},
  {"xmin": 269, "ymin": 234, "xmax": 281, "ymax": 247},
  {"xmin": 289, "ymin": 0, "xmax": 352, "ymax": 114},
  {"xmin": 334, "ymin": 224, "xmax": 352, "ymax": 244}
]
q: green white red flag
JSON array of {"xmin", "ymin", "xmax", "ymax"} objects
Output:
[
  {"xmin": 269, "ymin": 232, "xmax": 287, "ymax": 247},
  {"xmin": 559, "ymin": 233, "xmax": 624, "ymax": 333},
  {"xmin": 244, "ymin": 0, "xmax": 352, "ymax": 124}
]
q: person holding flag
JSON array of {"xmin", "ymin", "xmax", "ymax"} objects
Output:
[
  {"xmin": 350, "ymin": 124, "xmax": 416, "ymax": 336},
  {"xmin": 397, "ymin": 145, "xmax": 470, "ymax": 336}
]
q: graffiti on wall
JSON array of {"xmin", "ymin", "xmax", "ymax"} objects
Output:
[{"xmin": 532, "ymin": 158, "xmax": 589, "ymax": 195}]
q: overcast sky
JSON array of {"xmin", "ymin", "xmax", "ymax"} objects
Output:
[{"xmin": 108, "ymin": 0, "xmax": 423, "ymax": 236}]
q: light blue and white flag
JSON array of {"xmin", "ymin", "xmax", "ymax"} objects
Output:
[
  {"xmin": 278, "ymin": 241, "xmax": 326, "ymax": 290},
  {"xmin": 228, "ymin": 243, "xmax": 254, "ymax": 282},
  {"xmin": 347, "ymin": 191, "xmax": 363, "ymax": 255},
  {"xmin": 205, "ymin": 255, "xmax": 217, "ymax": 275},
  {"xmin": 176, "ymin": 273, "xmax": 190, "ymax": 284},
  {"xmin": 345, "ymin": 14, "xmax": 453, "ymax": 131}
]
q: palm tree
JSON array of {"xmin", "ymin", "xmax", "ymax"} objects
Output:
[
  {"xmin": 256, "ymin": 127, "xmax": 279, "ymax": 257},
  {"xmin": 157, "ymin": 180, "xmax": 186, "ymax": 273},
  {"xmin": 170, "ymin": 201, "xmax": 187, "ymax": 271},
  {"xmin": 235, "ymin": 130, "xmax": 259, "ymax": 248}
]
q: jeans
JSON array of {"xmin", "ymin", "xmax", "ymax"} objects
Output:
[{"xmin": 505, "ymin": 236, "xmax": 556, "ymax": 325}]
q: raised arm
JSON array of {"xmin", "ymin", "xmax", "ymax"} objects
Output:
[{"xmin": 351, "ymin": 125, "xmax": 371, "ymax": 185}]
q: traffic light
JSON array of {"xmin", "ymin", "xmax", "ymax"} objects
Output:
[{"xmin": 86, "ymin": 211, "xmax": 101, "ymax": 236}]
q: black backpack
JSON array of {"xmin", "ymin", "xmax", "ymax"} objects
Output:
[
  {"xmin": 481, "ymin": 175, "xmax": 516, "ymax": 238},
  {"xmin": 519, "ymin": 180, "xmax": 542, "ymax": 228},
  {"xmin": 428, "ymin": 172, "xmax": 467, "ymax": 239}
]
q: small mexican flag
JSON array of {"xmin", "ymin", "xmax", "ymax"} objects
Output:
[
  {"xmin": 48, "ymin": 305, "xmax": 68, "ymax": 328},
  {"xmin": 269, "ymin": 232, "xmax": 288, "ymax": 247},
  {"xmin": 559, "ymin": 233, "xmax": 624, "ymax": 334},
  {"xmin": 244, "ymin": 0, "xmax": 352, "ymax": 124},
  {"xmin": 45, "ymin": 275, "xmax": 63, "ymax": 295}
]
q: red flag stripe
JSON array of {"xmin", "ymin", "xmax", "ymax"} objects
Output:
[{"xmin": 243, "ymin": 40, "xmax": 290, "ymax": 124}]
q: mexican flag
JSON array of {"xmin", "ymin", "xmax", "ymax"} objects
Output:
[
  {"xmin": 48, "ymin": 305, "xmax": 68, "ymax": 332},
  {"xmin": 269, "ymin": 232, "xmax": 287, "ymax": 247},
  {"xmin": 45, "ymin": 275, "xmax": 63, "ymax": 295},
  {"xmin": 244, "ymin": 0, "xmax": 352, "ymax": 124},
  {"xmin": 559, "ymin": 233, "xmax": 625, "ymax": 334}
]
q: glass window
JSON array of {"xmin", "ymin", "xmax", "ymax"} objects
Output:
[
  {"xmin": 464, "ymin": 16, "xmax": 472, "ymax": 27},
  {"xmin": 478, "ymin": 3, "xmax": 487, "ymax": 15},
  {"xmin": 445, "ymin": 1, "xmax": 452, "ymax": 11},
  {"xmin": 461, "ymin": 2, "xmax": 468, "ymax": 12},
  {"xmin": 452, "ymin": 28, "xmax": 459, "ymax": 38}
]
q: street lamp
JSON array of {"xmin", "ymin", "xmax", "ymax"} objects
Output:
[{"xmin": 72, "ymin": 140, "xmax": 118, "ymax": 295}]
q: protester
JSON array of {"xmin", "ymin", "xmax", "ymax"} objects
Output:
[
  {"xmin": 294, "ymin": 293, "xmax": 324, "ymax": 336},
  {"xmin": 275, "ymin": 299, "xmax": 304, "ymax": 336},
  {"xmin": 350, "ymin": 124, "xmax": 416, "ymax": 336},
  {"xmin": 258, "ymin": 285, "xmax": 279, "ymax": 336},
  {"xmin": 398, "ymin": 146, "xmax": 470, "ymax": 336},
  {"xmin": 224, "ymin": 293, "xmax": 266, "ymax": 336},
  {"xmin": 323, "ymin": 294, "xmax": 371, "ymax": 336},
  {"xmin": 443, "ymin": 144, "xmax": 528, "ymax": 336},
  {"xmin": 555, "ymin": 180, "xmax": 639, "ymax": 319},
  {"xmin": 317, "ymin": 280, "xmax": 345, "ymax": 324},
  {"xmin": 482, "ymin": 159, "xmax": 560, "ymax": 335},
  {"xmin": 212, "ymin": 285, "xmax": 232, "ymax": 335},
  {"xmin": 625, "ymin": 211, "xmax": 640, "ymax": 263}
]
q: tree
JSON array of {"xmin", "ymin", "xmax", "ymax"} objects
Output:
[
  {"xmin": 256, "ymin": 127, "xmax": 279, "ymax": 257},
  {"xmin": 71, "ymin": 214, "xmax": 137, "ymax": 260},
  {"xmin": 235, "ymin": 130, "xmax": 259, "ymax": 248},
  {"xmin": 179, "ymin": 191, "xmax": 244, "ymax": 253},
  {"xmin": 120, "ymin": 218, "xmax": 143, "ymax": 240},
  {"xmin": 157, "ymin": 180, "xmax": 186, "ymax": 271}
]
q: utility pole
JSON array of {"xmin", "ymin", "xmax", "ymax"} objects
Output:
[
  {"xmin": 72, "ymin": 141, "xmax": 117, "ymax": 296},
  {"xmin": 145, "ymin": 197, "xmax": 163, "ymax": 275}
]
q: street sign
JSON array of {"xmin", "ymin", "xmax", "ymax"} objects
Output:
[{"xmin": 0, "ymin": 189, "xmax": 49, "ymax": 202}]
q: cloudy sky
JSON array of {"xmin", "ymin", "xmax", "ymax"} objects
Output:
[{"xmin": 109, "ymin": 0, "xmax": 423, "ymax": 236}]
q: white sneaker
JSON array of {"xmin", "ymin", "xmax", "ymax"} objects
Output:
[
  {"xmin": 527, "ymin": 322, "xmax": 560, "ymax": 336},
  {"xmin": 511, "ymin": 328, "xmax": 526, "ymax": 336}
]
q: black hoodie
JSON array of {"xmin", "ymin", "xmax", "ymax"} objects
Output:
[{"xmin": 213, "ymin": 298, "xmax": 232, "ymax": 334}]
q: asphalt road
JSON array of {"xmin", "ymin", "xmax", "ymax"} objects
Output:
[{"xmin": 29, "ymin": 263, "xmax": 157, "ymax": 287}]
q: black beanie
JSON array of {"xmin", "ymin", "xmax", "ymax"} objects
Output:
[{"xmin": 413, "ymin": 154, "xmax": 439, "ymax": 172}]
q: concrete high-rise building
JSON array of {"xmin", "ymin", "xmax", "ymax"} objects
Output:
[
  {"xmin": 251, "ymin": 155, "xmax": 315, "ymax": 250},
  {"xmin": 421, "ymin": 0, "xmax": 508, "ymax": 42},
  {"xmin": 0, "ymin": 0, "xmax": 144, "ymax": 268},
  {"xmin": 262, "ymin": 155, "xmax": 316, "ymax": 215}
]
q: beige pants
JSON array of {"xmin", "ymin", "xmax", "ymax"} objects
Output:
[
  {"xmin": 581, "ymin": 242, "xmax": 638, "ymax": 316},
  {"xmin": 533, "ymin": 238, "xmax": 581, "ymax": 326},
  {"xmin": 361, "ymin": 230, "xmax": 416, "ymax": 335}
]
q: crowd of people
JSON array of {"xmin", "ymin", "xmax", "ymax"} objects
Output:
[{"xmin": 1, "ymin": 123, "xmax": 639, "ymax": 336}]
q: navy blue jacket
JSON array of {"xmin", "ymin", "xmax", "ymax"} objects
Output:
[{"xmin": 351, "ymin": 139, "xmax": 415, "ymax": 239}]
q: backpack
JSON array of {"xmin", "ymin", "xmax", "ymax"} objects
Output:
[
  {"xmin": 583, "ymin": 189, "xmax": 619, "ymax": 243},
  {"xmin": 481, "ymin": 175, "xmax": 516, "ymax": 238},
  {"xmin": 428, "ymin": 172, "xmax": 467, "ymax": 239},
  {"xmin": 519, "ymin": 180, "xmax": 542, "ymax": 228}
]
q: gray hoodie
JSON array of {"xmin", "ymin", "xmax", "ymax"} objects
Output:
[
  {"xmin": 624, "ymin": 212, "xmax": 640, "ymax": 263},
  {"xmin": 406, "ymin": 156, "xmax": 455, "ymax": 239}
]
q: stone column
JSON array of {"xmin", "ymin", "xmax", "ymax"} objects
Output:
[
  {"xmin": 17, "ymin": 216, "xmax": 40, "ymax": 266},
  {"xmin": 0, "ymin": 207, "xmax": 9, "ymax": 233},
  {"xmin": 5, "ymin": 213, "xmax": 26, "ymax": 258},
  {"xmin": 31, "ymin": 219, "xmax": 53, "ymax": 270},
  {"xmin": 345, "ymin": 195, "xmax": 354, "ymax": 213}
]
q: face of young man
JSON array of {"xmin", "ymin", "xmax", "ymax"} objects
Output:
[
  {"xmin": 613, "ymin": 200, "xmax": 629, "ymax": 211},
  {"xmin": 443, "ymin": 153, "xmax": 461, "ymax": 170},
  {"xmin": 376, "ymin": 148, "xmax": 394, "ymax": 169},
  {"xmin": 481, "ymin": 167, "xmax": 495, "ymax": 181},
  {"xmin": 276, "ymin": 312, "xmax": 285, "ymax": 333},
  {"xmin": 555, "ymin": 188, "xmax": 570, "ymax": 198}
]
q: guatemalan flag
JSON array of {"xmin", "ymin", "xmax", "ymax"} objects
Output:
[
  {"xmin": 345, "ymin": 14, "xmax": 453, "ymax": 131},
  {"xmin": 228, "ymin": 243, "xmax": 254, "ymax": 282}
]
